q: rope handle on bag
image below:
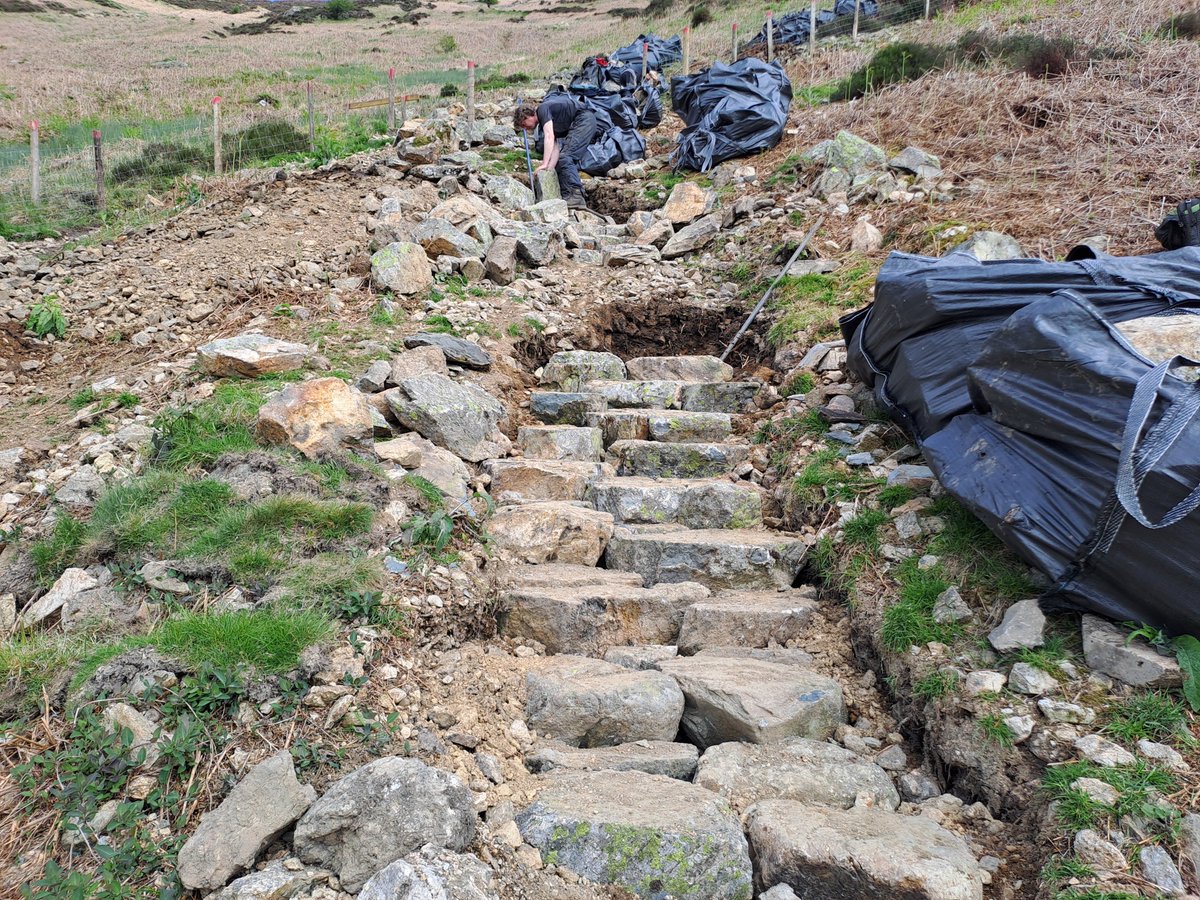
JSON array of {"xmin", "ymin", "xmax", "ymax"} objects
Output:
[{"xmin": 1115, "ymin": 355, "xmax": 1200, "ymax": 529}]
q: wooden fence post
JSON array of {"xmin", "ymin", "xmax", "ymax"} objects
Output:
[
  {"xmin": 925, "ymin": 0, "xmax": 932, "ymax": 18},
  {"xmin": 212, "ymin": 96, "xmax": 222, "ymax": 177},
  {"xmin": 30, "ymin": 121, "xmax": 40, "ymax": 205},
  {"xmin": 731, "ymin": 22, "xmax": 738, "ymax": 61},
  {"xmin": 92, "ymin": 129, "xmax": 105, "ymax": 212},
  {"xmin": 809, "ymin": 0, "xmax": 817, "ymax": 54},
  {"xmin": 387, "ymin": 67, "xmax": 396, "ymax": 132},
  {"xmin": 852, "ymin": 0, "xmax": 861, "ymax": 41},
  {"xmin": 306, "ymin": 81, "xmax": 316, "ymax": 150},
  {"xmin": 642, "ymin": 40, "xmax": 649, "ymax": 76},
  {"xmin": 683, "ymin": 25, "xmax": 690, "ymax": 74},
  {"xmin": 466, "ymin": 60, "xmax": 476, "ymax": 136},
  {"xmin": 401, "ymin": 94, "xmax": 408, "ymax": 128},
  {"xmin": 766, "ymin": 10, "xmax": 774, "ymax": 63}
]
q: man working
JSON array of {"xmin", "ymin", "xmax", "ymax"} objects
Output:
[{"xmin": 513, "ymin": 95, "xmax": 598, "ymax": 210}]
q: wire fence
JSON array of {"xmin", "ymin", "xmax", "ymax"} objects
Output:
[{"xmin": 0, "ymin": 74, "xmax": 449, "ymax": 241}]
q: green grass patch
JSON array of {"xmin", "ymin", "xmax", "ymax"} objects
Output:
[
  {"xmin": 976, "ymin": 712, "xmax": 1015, "ymax": 747},
  {"xmin": 791, "ymin": 448, "xmax": 884, "ymax": 508},
  {"xmin": 1043, "ymin": 759, "xmax": 1178, "ymax": 839},
  {"xmin": 766, "ymin": 261, "xmax": 877, "ymax": 346},
  {"xmin": 843, "ymin": 508, "xmax": 888, "ymax": 553},
  {"xmin": 1102, "ymin": 691, "xmax": 1189, "ymax": 745},
  {"xmin": 880, "ymin": 556, "xmax": 958, "ymax": 652},
  {"xmin": 782, "ymin": 372, "xmax": 816, "ymax": 396},
  {"xmin": 877, "ymin": 484, "xmax": 915, "ymax": 510},
  {"xmin": 926, "ymin": 496, "xmax": 1037, "ymax": 601},
  {"xmin": 1003, "ymin": 634, "xmax": 1074, "ymax": 678},
  {"xmin": 280, "ymin": 553, "xmax": 386, "ymax": 608},
  {"xmin": 796, "ymin": 82, "xmax": 839, "ymax": 105},
  {"xmin": 832, "ymin": 42, "xmax": 949, "ymax": 101},
  {"xmin": 913, "ymin": 669, "xmax": 959, "ymax": 700},
  {"xmin": 151, "ymin": 381, "xmax": 265, "ymax": 470}
]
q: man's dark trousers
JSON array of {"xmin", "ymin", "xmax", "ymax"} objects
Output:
[{"xmin": 556, "ymin": 110, "xmax": 598, "ymax": 198}]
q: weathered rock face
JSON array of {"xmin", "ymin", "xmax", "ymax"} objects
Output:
[
  {"xmin": 955, "ymin": 231, "xmax": 1024, "ymax": 261},
  {"xmin": 1081, "ymin": 614, "xmax": 1182, "ymax": 687},
  {"xmin": 519, "ymin": 425, "xmax": 604, "ymax": 462},
  {"xmin": 357, "ymin": 846, "xmax": 498, "ymax": 900},
  {"xmin": 386, "ymin": 374, "xmax": 505, "ymax": 462},
  {"xmin": 677, "ymin": 588, "xmax": 820, "ymax": 655},
  {"xmin": 660, "ymin": 182, "xmax": 716, "ymax": 225},
  {"xmin": 403, "ymin": 332, "xmax": 493, "ymax": 370},
  {"xmin": 198, "ymin": 333, "xmax": 310, "ymax": 378},
  {"xmin": 488, "ymin": 502, "xmax": 614, "ymax": 566},
  {"xmin": 746, "ymin": 800, "xmax": 984, "ymax": 900},
  {"xmin": 526, "ymin": 740, "xmax": 700, "ymax": 781},
  {"xmin": 178, "ymin": 751, "xmax": 317, "ymax": 891},
  {"xmin": 1117, "ymin": 315, "xmax": 1200, "ymax": 378},
  {"xmin": 679, "ymin": 381, "xmax": 759, "ymax": 413},
  {"xmin": 484, "ymin": 235, "xmax": 518, "ymax": 285},
  {"xmin": 524, "ymin": 655, "xmax": 685, "ymax": 747},
  {"xmin": 19, "ymin": 567, "xmax": 99, "ymax": 628},
  {"xmin": 607, "ymin": 441, "xmax": 749, "ymax": 479},
  {"xmin": 413, "ymin": 218, "xmax": 486, "ymax": 260},
  {"xmin": 589, "ymin": 476, "xmax": 761, "ymax": 530},
  {"xmin": 256, "ymin": 378, "xmax": 374, "ymax": 460},
  {"xmin": 484, "ymin": 175, "xmax": 534, "ymax": 210},
  {"xmin": 372, "ymin": 197, "xmax": 413, "ymax": 249},
  {"xmin": 391, "ymin": 346, "xmax": 451, "ymax": 384},
  {"xmin": 500, "ymin": 563, "xmax": 708, "ymax": 653},
  {"xmin": 516, "ymin": 770, "xmax": 753, "ymax": 899},
  {"xmin": 694, "ymin": 739, "xmax": 899, "ymax": 812},
  {"xmin": 799, "ymin": 131, "xmax": 887, "ymax": 181},
  {"xmin": 483, "ymin": 459, "xmax": 602, "ymax": 505},
  {"xmin": 208, "ymin": 860, "xmax": 325, "ymax": 900},
  {"xmin": 655, "ymin": 656, "xmax": 845, "ymax": 747},
  {"xmin": 371, "ymin": 242, "xmax": 435, "ymax": 295},
  {"xmin": 626, "ymin": 355, "xmax": 733, "ymax": 383},
  {"xmin": 541, "ymin": 352, "xmax": 627, "ymax": 391},
  {"xmin": 605, "ymin": 244, "xmax": 663, "ymax": 266},
  {"xmin": 584, "ymin": 379, "xmax": 683, "ymax": 410},
  {"xmin": 659, "ymin": 216, "xmax": 720, "ymax": 260},
  {"xmin": 377, "ymin": 432, "xmax": 471, "ymax": 498},
  {"xmin": 293, "ymin": 757, "xmax": 476, "ymax": 893},
  {"xmin": 987, "ymin": 599, "xmax": 1045, "ymax": 651}
]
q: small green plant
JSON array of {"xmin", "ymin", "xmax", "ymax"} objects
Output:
[
  {"xmin": 880, "ymin": 557, "xmax": 957, "ymax": 652},
  {"xmin": 1102, "ymin": 691, "xmax": 1188, "ymax": 744},
  {"xmin": 976, "ymin": 712, "xmax": 1015, "ymax": 747},
  {"xmin": 1174, "ymin": 634, "xmax": 1200, "ymax": 710},
  {"xmin": 913, "ymin": 670, "xmax": 959, "ymax": 701},
  {"xmin": 67, "ymin": 387, "xmax": 97, "ymax": 411},
  {"xmin": 28, "ymin": 296, "xmax": 68, "ymax": 339},
  {"xmin": 406, "ymin": 510, "xmax": 454, "ymax": 552},
  {"xmin": 831, "ymin": 42, "xmax": 948, "ymax": 101},
  {"xmin": 437, "ymin": 34, "xmax": 458, "ymax": 53},
  {"xmin": 1124, "ymin": 621, "xmax": 1169, "ymax": 648},
  {"xmin": 877, "ymin": 484, "xmax": 915, "ymax": 510},
  {"xmin": 325, "ymin": 0, "xmax": 356, "ymax": 20},
  {"xmin": 1040, "ymin": 855, "xmax": 1095, "ymax": 884},
  {"xmin": 115, "ymin": 391, "xmax": 139, "ymax": 409},
  {"xmin": 842, "ymin": 508, "xmax": 888, "ymax": 553},
  {"xmin": 782, "ymin": 372, "xmax": 815, "ymax": 396}
]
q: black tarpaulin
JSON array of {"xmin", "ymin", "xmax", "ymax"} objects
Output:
[
  {"xmin": 745, "ymin": 0, "xmax": 877, "ymax": 46},
  {"xmin": 610, "ymin": 33, "xmax": 683, "ymax": 78},
  {"xmin": 842, "ymin": 246, "xmax": 1200, "ymax": 636},
  {"xmin": 670, "ymin": 59, "xmax": 792, "ymax": 172}
]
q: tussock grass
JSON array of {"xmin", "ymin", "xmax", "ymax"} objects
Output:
[{"xmin": 880, "ymin": 556, "xmax": 959, "ymax": 651}]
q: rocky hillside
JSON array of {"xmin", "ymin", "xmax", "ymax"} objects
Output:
[{"xmin": 3, "ymin": 2, "xmax": 1200, "ymax": 899}]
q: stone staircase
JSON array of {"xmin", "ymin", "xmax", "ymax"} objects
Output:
[{"xmin": 486, "ymin": 351, "xmax": 989, "ymax": 900}]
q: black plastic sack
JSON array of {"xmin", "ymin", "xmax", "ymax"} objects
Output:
[
  {"xmin": 842, "ymin": 246, "xmax": 1200, "ymax": 636},
  {"xmin": 639, "ymin": 84, "xmax": 663, "ymax": 129},
  {"xmin": 569, "ymin": 57, "xmax": 608, "ymax": 96},
  {"xmin": 1156, "ymin": 199, "xmax": 1200, "ymax": 250},
  {"xmin": 580, "ymin": 128, "xmax": 646, "ymax": 175},
  {"xmin": 611, "ymin": 33, "xmax": 683, "ymax": 78},
  {"xmin": 584, "ymin": 90, "xmax": 640, "ymax": 131},
  {"xmin": 670, "ymin": 59, "xmax": 792, "ymax": 172},
  {"xmin": 747, "ymin": 1, "xmax": 877, "ymax": 45}
]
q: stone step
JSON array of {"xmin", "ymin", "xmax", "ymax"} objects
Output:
[
  {"xmin": 483, "ymin": 459, "xmax": 605, "ymax": 505},
  {"xmin": 626, "ymin": 355, "xmax": 734, "ymax": 383},
  {"xmin": 745, "ymin": 801, "xmax": 985, "ymax": 900},
  {"xmin": 679, "ymin": 381, "xmax": 759, "ymax": 414},
  {"xmin": 500, "ymin": 563, "xmax": 709, "ymax": 654},
  {"xmin": 488, "ymin": 502, "xmax": 613, "ymax": 567},
  {"xmin": 588, "ymin": 409, "xmax": 733, "ymax": 447},
  {"xmin": 605, "ymin": 526, "xmax": 808, "ymax": 591},
  {"xmin": 517, "ymin": 424, "xmax": 603, "ymax": 461},
  {"xmin": 654, "ymin": 656, "xmax": 845, "ymax": 748},
  {"xmin": 526, "ymin": 740, "xmax": 699, "ymax": 781},
  {"xmin": 606, "ymin": 439, "xmax": 749, "ymax": 478},
  {"xmin": 540, "ymin": 351, "xmax": 626, "ymax": 390},
  {"xmin": 677, "ymin": 587, "xmax": 820, "ymax": 655},
  {"xmin": 524, "ymin": 655, "xmax": 683, "ymax": 747},
  {"xmin": 516, "ymin": 770, "xmax": 753, "ymax": 899},
  {"xmin": 581, "ymin": 379, "xmax": 684, "ymax": 410},
  {"xmin": 589, "ymin": 476, "xmax": 762, "ymax": 530},
  {"xmin": 530, "ymin": 391, "xmax": 607, "ymax": 426}
]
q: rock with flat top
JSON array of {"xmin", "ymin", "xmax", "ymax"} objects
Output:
[
  {"xmin": 519, "ymin": 425, "xmax": 603, "ymax": 461},
  {"xmin": 987, "ymin": 599, "xmax": 1045, "ymax": 651},
  {"xmin": 747, "ymin": 800, "xmax": 984, "ymax": 900},
  {"xmin": 293, "ymin": 757, "xmax": 475, "ymax": 893},
  {"xmin": 541, "ymin": 351, "xmax": 627, "ymax": 390},
  {"xmin": 606, "ymin": 526, "xmax": 807, "ymax": 591},
  {"xmin": 661, "ymin": 182, "xmax": 716, "ymax": 225},
  {"xmin": 256, "ymin": 378, "xmax": 374, "ymax": 460},
  {"xmin": 516, "ymin": 770, "xmax": 752, "ymax": 899},
  {"xmin": 208, "ymin": 861, "xmax": 325, "ymax": 900},
  {"xmin": 695, "ymin": 738, "xmax": 898, "ymax": 812},
  {"xmin": 530, "ymin": 391, "xmax": 607, "ymax": 426},
  {"xmin": 403, "ymin": 333, "xmax": 492, "ymax": 370},
  {"xmin": 357, "ymin": 846, "xmax": 498, "ymax": 900},
  {"xmin": 198, "ymin": 333, "xmax": 310, "ymax": 378},
  {"xmin": 678, "ymin": 588, "xmax": 818, "ymax": 654},
  {"xmin": 19, "ymin": 567, "xmax": 99, "ymax": 628},
  {"xmin": 662, "ymin": 214, "xmax": 721, "ymax": 259},
  {"xmin": 390, "ymin": 346, "xmax": 450, "ymax": 384},
  {"xmin": 525, "ymin": 655, "xmax": 684, "ymax": 747},
  {"xmin": 489, "ymin": 502, "xmax": 613, "ymax": 566},
  {"xmin": 626, "ymin": 355, "xmax": 733, "ymax": 383},
  {"xmin": 386, "ymin": 374, "xmax": 505, "ymax": 462},
  {"xmin": 656, "ymin": 656, "xmax": 844, "ymax": 748},
  {"xmin": 178, "ymin": 751, "xmax": 316, "ymax": 891},
  {"xmin": 526, "ymin": 741, "xmax": 699, "ymax": 780},
  {"xmin": 1081, "ymin": 614, "xmax": 1181, "ymax": 688}
]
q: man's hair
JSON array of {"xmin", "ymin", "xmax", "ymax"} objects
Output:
[{"xmin": 512, "ymin": 103, "xmax": 537, "ymax": 132}]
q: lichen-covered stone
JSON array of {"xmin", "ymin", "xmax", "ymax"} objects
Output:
[
  {"xmin": 679, "ymin": 381, "xmax": 759, "ymax": 414},
  {"xmin": 517, "ymin": 770, "xmax": 753, "ymax": 899},
  {"xmin": 677, "ymin": 588, "xmax": 819, "ymax": 654},
  {"xmin": 198, "ymin": 333, "xmax": 310, "ymax": 378},
  {"xmin": 488, "ymin": 502, "xmax": 613, "ymax": 566},
  {"xmin": 607, "ymin": 440, "xmax": 748, "ymax": 478},
  {"xmin": 519, "ymin": 425, "xmax": 604, "ymax": 462},
  {"xmin": 371, "ymin": 241, "xmax": 434, "ymax": 295},
  {"xmin": 605, "ymin": 526, "xmax": 807, "ymax": 591},
  {"xmin": 386, "ymin": 374, "xmax": 505, "ymax": 463},
  {"xmin": 582, "ymin": 379, "xmax": 683, "ymax": 409},
  {"xmin": 589, "ymin": 476, "xmax": 762, "ymax": 530},
  {"xmin": 626, "ymin": 355, "xmax": 733, "ymax": 383},
  {"xmin": 541, "ymin": 352, "xmax": 627, "ymax": 390}
]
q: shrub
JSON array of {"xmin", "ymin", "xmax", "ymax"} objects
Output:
[
  {"xmin": 831, "ymin": 42, "xmax": 948, "ymax": 101},
  {"xmin": 325, "ymin": 0, "xmax": 356, "ymax": 20},
  {"xmin": 440, "ymin": 82, "xmax": 461, "ymax": 97},
  {"xmin": 1160, "ymin": 10, "xmax": 1200, "ymax": 38},
  {"xmin": 646, "ymin": 0, "xmax": 673, "ymax": 14},
  {"xmin": 437, "ymin": 33, "xmax": 458, "ymax": 53},
  {"xmin": 691, "ymin": 4, "xmax": 711, "ymax": 26},
  {"xmin": 27, "ymin": 295, "xmax": 67, "ymax": 339}
]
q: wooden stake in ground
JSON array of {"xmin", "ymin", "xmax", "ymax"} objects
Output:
[
  {"xmin": 401, "ymin": 94, "xmax": 408, "ymax": 129},
  {"xmin": 683, "ymin": 26, "xmax": 691, "ymax": 74},
  {"xmin": 212, "ymin": 96, "xmax": 222, "ymax": 177},
  {"xmin": 466, "ymin": 60, "xmax": 476, "ymax": 137},
  {"xmin": 925, "ymin": 0, "xmax": 932, "ymax": 18},
  {"xmin": 306, "ymin": 81, "xmax": 316, "ymax": 151},
  {"xmin": 30, "ymin": 121, "xmax": 40, "ymax": 205},
  {"xmin": 767, "ymin": 11, "xmax": 774, "ymax": 63},
  {"xmin": 852, "ymin": 0, "xmax": 861, "ymax": 41},
  {"xmin": 91, "ymin": 129, "xmax": 105, "ymax": 212},
  {"xmin": 387, "ymin": 67, "xmax": 396, "ymax": 133},
  {"xmin": 731, "ymin": 22, "xmax": 738, "ymax": 62},
  {"xmin": 642, "ymin": 40, "xmax": 649, "ymax": 77},
  {"xmin": 809, "ymin": 0, "xmax": 817, "ymax": 54}
]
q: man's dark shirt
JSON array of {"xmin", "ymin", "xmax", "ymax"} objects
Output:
[{"xmin": 537, "ymin": 95, "xmax": 579, "ymax": 138}]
